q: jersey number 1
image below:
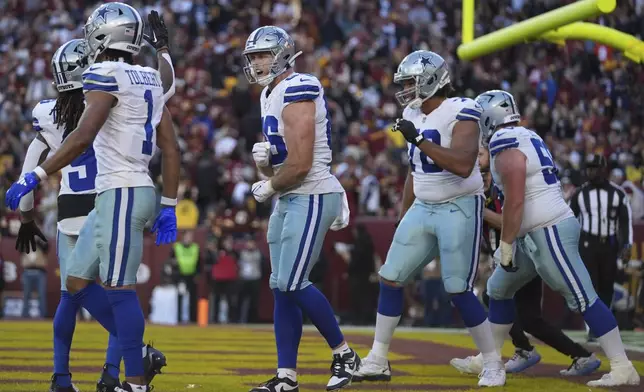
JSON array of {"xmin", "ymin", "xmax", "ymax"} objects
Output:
[
  {"xmin": 530, "ymin": 138, "xmax": 558, "ymax": 185},
  {"xmin": 142, "ymin": 89, "xmax": 154, "ymax": 155}
]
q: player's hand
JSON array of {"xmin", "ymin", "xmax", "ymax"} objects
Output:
[
  {"xmin": 15, "ymin": 220, "xmax": 47, "ymax": 254},
  {"xmin": 619, "ymin": 245, "xmax": 632, "ymax": 261},
  {"xmin": 499, "ymin": 240, "xmax": 518, "ymax": 272},
  {"xmin": 144, "ymin": 10, "xmax": 169, "ymax": 51},
  {"xmin": 251, "ymin": 180, "xmax": 276, "ymax": 203},
  {"xmin": 252, "ymin": 142, "xmax": 271, "ymax": 167},
  {"xmin": 393, "ymin": 118, "xmax": 423, "ymax": 146},
  {"xmin": 4, "ymin": 172, "xmax": 41, "ymax": 211},
  {"xmin": 151, "ymin": 206, "xmax": 177, "ymax": 246}
]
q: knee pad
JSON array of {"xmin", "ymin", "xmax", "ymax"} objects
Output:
[
  {"xmin": 442, "ymin": 276, "xmax": 467, "ymax": 294},
  {"xmin": 378, "ymin": 264, "xmax": 406, "ymax": 285},
  {"xmin": 486, "ymin": 276, "xmax": 514, "ymax": 301}
]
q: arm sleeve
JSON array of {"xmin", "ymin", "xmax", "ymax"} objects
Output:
[
  {"xmin": 19, "ymin": 136, "xmax": 50, "ymax": 212},
  {"xmin": 160, "ymin": 52, "xmax": 176, "ymax": 103},
  {"xmin": 569, "ymin": 188, "xmax": 581, "ymax": 216},
  {"xmin": 617, "ymin": 189, "xmax": 633, "ymax": 247},
  {"xmin": 455, "ymin": 98, "xmax": 483, "ymax": 122},
  {"xmin": 488, "ymin": 128, "xmax": 521, "ymax": 158}
]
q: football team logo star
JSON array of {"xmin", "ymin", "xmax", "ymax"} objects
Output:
[
  {"xmin": 420, "ymin": 56, "xmax": 436, "ymax": 68},
  {"xmin": 96, "ymin": 5, "xmax": 118, "ymax": 23}
]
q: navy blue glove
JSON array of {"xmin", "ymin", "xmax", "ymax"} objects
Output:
[
  {"xmin": 151, "ymin": 206, "xmax": 177, "ymax": 246},
  {"xmin": 4, "ymin": 172, "xmax": 41, "ymax": 211}
]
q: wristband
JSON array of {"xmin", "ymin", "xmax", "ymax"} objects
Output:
[
  {"xmin": 161, "ymin": 196, "xmax": 177, "ymax": 206},
  {"xmin": 33, "ymin": 166, "xmax": 47, "ymax": 181}
]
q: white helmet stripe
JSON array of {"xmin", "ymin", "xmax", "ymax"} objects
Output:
[{"xmin": 55, "ymin": 40, "xmax": 75, "ymax": 84}]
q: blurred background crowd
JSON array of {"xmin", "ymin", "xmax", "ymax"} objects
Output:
[{"xmin": 0, "ymin": 0, "xmax": 643, "ymax": 327}]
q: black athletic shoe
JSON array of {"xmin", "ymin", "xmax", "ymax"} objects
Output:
[
  {"xmin": 96, "ymin": 365, "xmax": 121, "ymax": 392},
  {"xmin": 326, "ymin": 349, "xmax": 361, "ymax": 390},
  {"xmin": 249, "ymin": 375, "xmax": 299, "ymax": 392},
  {"xmin": 143, "ymin": 344, "xmax": 167, "ymax": 384},
  {"xmin": 49, "ymin": 373, "xmax": 79, "ymax": 392}
]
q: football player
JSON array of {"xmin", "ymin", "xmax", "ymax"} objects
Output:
[
  {"xmin": 480, "ymin": 89, "xmax": 640, "ymax": 387},
  {"xmin": 244, "ymin": 26, "xmax": 358, "ymax": 392},
  {"xmin": 5, "ymin": 3, "xmax": 181, "ymax": 392},
  {"xmin": 353, "ymin": 50, "xmax": 505, "ymax": 387}
]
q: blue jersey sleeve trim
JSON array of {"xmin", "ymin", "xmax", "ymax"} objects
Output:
[
  {"xmin": 455, "ymin": 115, "xmax": 479, "ymax": 122},
  {"xmin": 285, "ymin": 84, "xmax": 320, "ymax": 95},
  {"xmin": 83, "ymin": 83, "xmax": 119, "ymax": 92},
  {"xmin": 490, "ymin": 137, "xmax": 519, "ymax": 157},
  {"xmin": 82, "ymin": 72, "xmax": 118, "ymax": 85},
  {"xmin": 284, "ymin": 93, "xmax": 319, "ymax": 104}
]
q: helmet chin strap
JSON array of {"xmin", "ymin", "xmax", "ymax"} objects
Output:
[
  {"xmin": 89, "ymin": 36, "xmax": 112, "ymax": 65},
  {"xmin": 256, "ymin": 50, "xmax": 304, "ymax": 87}
]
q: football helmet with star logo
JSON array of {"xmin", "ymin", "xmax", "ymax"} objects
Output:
[
  {"xmin": 51, "ymin": 39, "xmax": 90, "ymax": 92},
  {"xmin": 84, "ymin": 2, "xmax": 145, "ymax": 63},
  {"xmin": 474, "ymin": 90, "xmax": 521, "ymax": 138},
  {"xmin": 242, "ymin": 25, "xmax": 303, "ymax": 86},
  {"xmin": 393, "ymin": 50, "xmax": 450, "ymax": 109}
]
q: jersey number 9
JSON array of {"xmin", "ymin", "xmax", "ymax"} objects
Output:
[{"xmin": 530, "ymin": 138, "xmax": 558, "ymax": 185}]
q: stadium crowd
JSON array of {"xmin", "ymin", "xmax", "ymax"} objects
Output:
[{"xmin": 1, "ymin": 0, "xmax": 643, "ymax": 325}]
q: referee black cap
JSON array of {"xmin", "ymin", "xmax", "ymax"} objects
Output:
[{"xmin": 586, "ymin": 153, "xmax": 607, "ymax": 168}]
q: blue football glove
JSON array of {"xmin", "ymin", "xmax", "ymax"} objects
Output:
[
  {"xmin": 151, "ymin": 206, "xmax": 177, "ymax": 246},
  {"xmin": 4, "ymin": 172, "xmax": 41, "ymax": 211}
]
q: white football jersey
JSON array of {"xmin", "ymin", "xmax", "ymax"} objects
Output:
[
  {"xmin": 82, "ymin": 61, "xmax": 164, "ymax": 192},
  {"xmin": 32, "ymin": 99, "xmax": 97, "ymax": 235},
  {"xmin": 260, "ymin": 72, "xmax": 344, "ymax": 196},
  {"xmin": 403, "ymin": 97, "xmax": 485, "ymax": 203},
  {"xmin": 489, "ymin": 126, "xmax": 573, "ymax": 236}
]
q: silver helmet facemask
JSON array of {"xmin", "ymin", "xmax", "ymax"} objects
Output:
[
  {"xmin": 474, "ymin": 90, "xmax": 522, "ymax": 138},
  {"xmin": 242, "ymin": 26, "xmax": 302, "ymax": 86},
  {"xmin": 394, "ymin": 50, "xmax": 450, "ymax": 109},
  {"xmin": 84, "ymin": 2, "xmax": 144, "ymax": 64},
  {"xmin": 51, "ymin": 39, "xmax": 90, "ymax": 92}
]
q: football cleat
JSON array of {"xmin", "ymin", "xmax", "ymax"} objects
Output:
[
  {"xmin": 478, "ymin": 366, "xmax": 506, "ymax": 387},
  {"xmin": 505, "ymin": 348, "xmax": 541, "ymax": 373},
  {"xmin": 352, "ymin": 351, "xmax": 391, "ymax": 382},
  {"xmin": 49, "ymin": 373, "xmax": 80, "ymax": 392},
  {"xmin": 114, "ymin": 382, "xmax": 151, "ymax": 392},
  {"xmin": 586, "ymin": 364, "xmax": 640, "ymax": 387},
  {"xmin": 96, "ymin": 365, "xmax": 121, "ymax": 392},
  {"xmin": 327, "ymin": 348, "xmax": 360, "ymax": 390},
  {"xmin": 559, "ymin": 353, "xmax": 601, "ymax": 376},
  {"xmin": 450, "ymin": 353, "xmax": 483, "ymax": 374},
  {"xmin": 143, "ymin": 344, "xmax": 167, "ymax": 384},
  {"xmin": 249, "ymin": 375, "xmax": 299, "ymax": 392}
]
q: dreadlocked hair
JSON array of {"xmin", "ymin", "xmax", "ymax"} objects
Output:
[{"xmin": 53, "ymin": 88, "xmax": 85, "ymax": 140}]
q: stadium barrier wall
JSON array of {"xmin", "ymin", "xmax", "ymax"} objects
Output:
[{"xmin": 2, "ymin": 219, "xmax": 643, "ymax": 325}]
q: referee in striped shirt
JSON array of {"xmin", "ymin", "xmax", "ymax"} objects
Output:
[{"xmin": 569, "ymin": 154, "xmax": 633, "ymax": 315}]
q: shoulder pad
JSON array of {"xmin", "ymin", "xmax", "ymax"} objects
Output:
[
  {"xmin": 452, "ymin": 97, "xmax": 483, "ymax": 122},
  {"xmin": 31, "ymin": 100, "xmax": 56, "ymax": 132},
  {"xmin": 283, "ymin": 73, "xmax": 321, "ymax": 105},
  {"xmin": 82, "ymin": 62, "xmax": 119, "ymax": 94},
  {"xmin": 488, "ymin": 126, "xmax": 527, "ymax": 158}
]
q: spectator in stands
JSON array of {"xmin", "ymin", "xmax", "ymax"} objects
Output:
[
  {"xmin": 236, "ymin": 236, "xmax": 264, "ymax": 323},
  {"xmin": 21, "ymin": 236, "xmax": 48, "ymax": 318},
  {"xmin": 169, "ymin": 230, "xmax": 201, "ymax": 323},
  {"xmin": 207, "ymin": 235, "xmax": 238, "ymax": 323}
]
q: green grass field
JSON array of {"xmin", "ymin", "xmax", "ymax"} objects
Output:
[{"xmin": 0, "ymin": 321, "xmax": 642, "ymax": 391}]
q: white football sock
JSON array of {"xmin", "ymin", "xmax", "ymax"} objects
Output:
[
  {"xmin": 490, "ymin": 322, "xmax": 513, "ymax": 355},
  {"xmin": 332, "ymin": 342, "xmax": 350, "ymax": 355},
  {"xmin": 128, "ymin": 384, "xmax": 147, "ymax": 392},
  {"xmin": 468, "ymin": 319, "xmax": 502, "ymax": 366},
  {"xmin": 277, "ymin": 368, "xmax": 297, "ymax": 381},
  {"xmin": 597, "ymin": 327, "xmax": 630, "ymax": 369},
  {"xmin": 371, "ymin": 313, "xmax": 400, "ymax": 359}
]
